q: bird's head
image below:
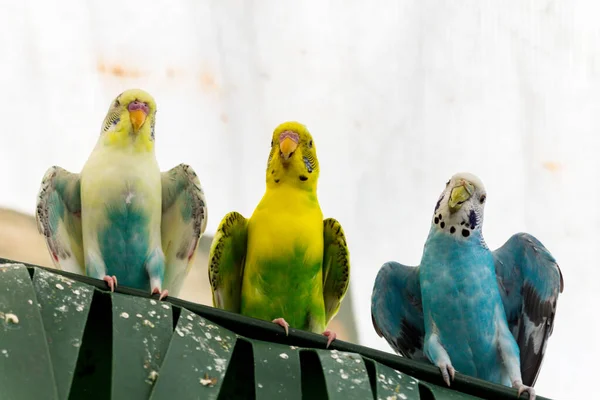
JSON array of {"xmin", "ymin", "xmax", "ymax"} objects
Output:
[
  {"xmin": 266, "ymin": 121, "xmax": 319, "ymax": 191},
  {"xmin": 432, "ymin": 172, "xmax": 487, "ymax": 238},
  {"xmin": 100, "ymin": 89, "xmax": 157, "ymax": 152}
]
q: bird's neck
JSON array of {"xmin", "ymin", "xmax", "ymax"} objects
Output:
[
  {"xmin": 422, "ymin": 227, "xmax": 492, "ymax": 273},
  {"xmin": 101, "ymin": 129, "xmax": 155, "ymax": 154},
  {"xmin": 426, "ymin": 224, "xmax": 487, "ymax": 250}
]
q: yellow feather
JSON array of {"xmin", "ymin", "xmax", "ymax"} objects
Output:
[{"xmin": 246, "ymin": 184, "xmax": 324, "ymax": 264}]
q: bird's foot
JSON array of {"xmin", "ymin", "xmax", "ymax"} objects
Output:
[
  {"xmin": 322, "ymin": 329, "xmax": 337, "ymax": 348},
  {"xmin": 437, "ymin": 361, "xmax": 455, "ymax": 387},
  {"xmin": 272, "ymin": 318, "xmax": 290, "ymax": 336},
  {"xmin": 151, "ymin": 287, "xmax": 169, "ymax": 301},
  {"xmin": 512, "ymin": 380, "xmax": 536, "ymax": 400},
  {"xmin": 103, "ymin": 275, "xmax": 118, "ymax": 292}
]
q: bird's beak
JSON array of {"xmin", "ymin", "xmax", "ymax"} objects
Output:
[
  {"xmin": 448, "ymin": 181, "xmax": 475, "ymax": 213},
  {"xmin": 129, "ymin": 109, "xmax": 147, "ymax": 132},
  {"xmin": 279, "ymin": 131, "xmax": 299, "ymax": 161}
]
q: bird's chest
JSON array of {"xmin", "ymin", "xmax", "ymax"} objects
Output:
[
  {"xmin": 80, "ymin": 149, "xmax": 162, "ymax": 235},
  {"xmin": 242, "ymin": 191, "xmax": 324, "ymax": 313},
  {"xmin": 247, "ymin": 188, "xmax": 324, "ymax": 264},
  {"xmin": 246, "ymin": 208, "xmax": 324, "ymax": 274},
  {"xmin": 420, "ymin": 234, "xmax": 498, "ymax": 327}
]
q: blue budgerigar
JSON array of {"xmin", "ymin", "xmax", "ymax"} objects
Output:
[
  {"xmin": 371, "ymin": 172, "xmax": 563, "ymax": 399},
  {"xmin": 36, "ymin": 89, "xmax": 208, "ymax": 299}
]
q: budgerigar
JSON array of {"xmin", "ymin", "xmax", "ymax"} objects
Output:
[
  {"xmin": 371, "ymin": 173, "xmax": 563, "ymax": 399},
  {"xmin": 36, "ymin": 89, "xmax": 207, "ymax": 299},
  {"xmin": 208, "ymin": 121, "xmax": 350, "ymax": 347}
]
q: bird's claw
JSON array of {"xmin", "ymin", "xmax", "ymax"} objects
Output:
[
  {"xmin": 272, "ymin": 318, "xmax": 289, "ymax": 336},
  {"xmin": 513, "ymin": 380, "xmax": 536, "ymax": 400},
  {"xmin": 103, "ymin": 275, "xmax": 118, "ymax": 292},
  {"xmin": 437, "ymin": 362, "xmax": 456, "ymax": 387},
  {"xmin": 322, "ymin": 329, "xmax": 337, "ymax": 348},
  {"xmin": 152, "ymin": 287, "xmax": 169, "ymax": 301}
]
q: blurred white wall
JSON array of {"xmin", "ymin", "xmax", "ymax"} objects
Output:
[{"xmin": 0, "ymin": 1, "xmax": 597, "ymax": 397}]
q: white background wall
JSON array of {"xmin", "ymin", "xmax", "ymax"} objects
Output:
[{"xmin": 0, "ymin": 1, "xmax": 596, "ymax": 397}]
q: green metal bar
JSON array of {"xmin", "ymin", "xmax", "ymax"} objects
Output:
[
  {"xmin": 111, "ymin": 293, "xmax": 172, "ymax": 400},
  {"xmin": 316, "ymin": 349, "xmax": 374, "ymax": 399},
  {"xmin": 149, "ymin": 308, "xmax": 237, "ymax": 400},
  {"xmin": 420, "ymin": 382, "xmax": 485, "ymax": 400},
  {"xmin": 0, "ymin": 263, "xmax": 59, "ymax": 400},
  {"xmin": 250, "ymin": 338, "xmax": 302, "ymax": 400},
  {"xmin": 32, "ymin": 268, "xmax": 94, "ymax": 400},
  {"xmin": 368, "ymin": 358, "xmax": 421, "ymax": 400}
]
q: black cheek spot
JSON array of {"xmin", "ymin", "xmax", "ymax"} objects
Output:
[
  {"xmin": 299, "ymin": 175, "xmax": 308, "ymax": 181},
  {"xmin": 274, "ymin": 179, "xmax": 280, "ymax": 183},
  {"xmin": 434, "ymin": 217, "xmax": 439, "ymax": 224},
  {"xmin": 450, "ymin": 226, "xmax": 456, "ymax": 234},
  {"xmin": 462, "ymin": 229, "xmax": 470, "ymax": 237},
  {"xmin": 440, "ymin": 221, "xmax": 445, "ymax": 229}
]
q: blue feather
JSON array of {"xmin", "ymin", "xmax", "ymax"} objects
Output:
[{"xmin": 97, "ymin": 202, "xmax": 156, "ymax": 290}]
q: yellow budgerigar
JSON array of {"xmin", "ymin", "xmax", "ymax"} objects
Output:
[
  {"xmin": 36, "ymin": 89, "xmax": 207, "ymax": 299},
  {"xmin": 208, "ymin": 121, "xmax": 350, "ymax": 347}
]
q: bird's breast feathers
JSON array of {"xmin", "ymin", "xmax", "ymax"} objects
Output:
[
  {"xmin": 247, "ymin": 188, "xmax": 324, "ymax": 264},
  {"xmin": 80, "ymin": 147, "xmax": 162, "ymax": 235}
]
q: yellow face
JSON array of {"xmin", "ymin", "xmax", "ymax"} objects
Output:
[
  {"xmin": 266, "ymin": 121, "xmax": 319, "ymax": 190},
  {"xmin": 101, "ymin": 88, "xmax": 157, "ymax": 151}
]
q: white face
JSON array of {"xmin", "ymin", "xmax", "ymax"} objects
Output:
[{"xmin": 432, "ymin": 172, "xmax": 487, "ymax": 238}]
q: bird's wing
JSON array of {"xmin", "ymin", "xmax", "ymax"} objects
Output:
[
  {"xmin": 371, "ymin": 261, "xmax": 427, "ymax": 361},
  {"xmin": 208, "ymin": 211, "xmax": 248, "ymax": 312},
  {"xmin": 36, "ymin": 166, "xmax": 85, "ymax": 275},
  {"xmin": 321, "ymin": 218, "xmax": 351, "ymax": 324},
  {"xmin": 160, "ymin": 164, "xmax": 208, "ymax": 296},
  {"xmin": 493, "ymin": 232, "xmax": 564, "ymax": 386}
]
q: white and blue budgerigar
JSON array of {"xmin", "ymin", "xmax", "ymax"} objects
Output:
[
  {"xmin": 371, "ymin": 172, "xmax": 563, "ymax": 399},
  {"xmin": 36, "ymin": 89, "xmax": 207, "ymax": 300}
]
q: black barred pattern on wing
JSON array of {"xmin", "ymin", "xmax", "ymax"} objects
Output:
[
  {"xmin": 493, "ymin": 232, "xmax": 563, "ymax": 387},
  {"xmin": 35, "ymin": 165, "xmax": 83, "ymax": 272},
  {"xmin": 36, "ymin": 166, "xmax": 58, "ymax": 238},
  {"xmin": 209, "ymin": 212, "xmax": 244, "ymax": 292},
  {"xmin": 173, "ymin": 164, "xmax": 207, "ymax": 259},
  {"xmin": 322, "ymin": 218, "xmax": 350, "ymax": 322}
]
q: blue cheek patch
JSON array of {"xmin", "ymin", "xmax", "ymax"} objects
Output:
[
  {"xmin": 303, "ymin": 156, "xmax": 313, "ymax": 173},
  {"xmin": 468, "ymin": 210, "xmax": 477, "ymax": 229}
]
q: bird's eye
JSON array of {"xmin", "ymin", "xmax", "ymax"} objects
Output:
[
  {"xmin": 446, "ymin": 180, "xmax": 450, "ymax": 186},
  {"xmin": 308, "ymin": 140, "xmax": 313, "ymax": 148},
  {"xmin": 480, "ymin": 194, "xmax": 486, "ymax": 203}
]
